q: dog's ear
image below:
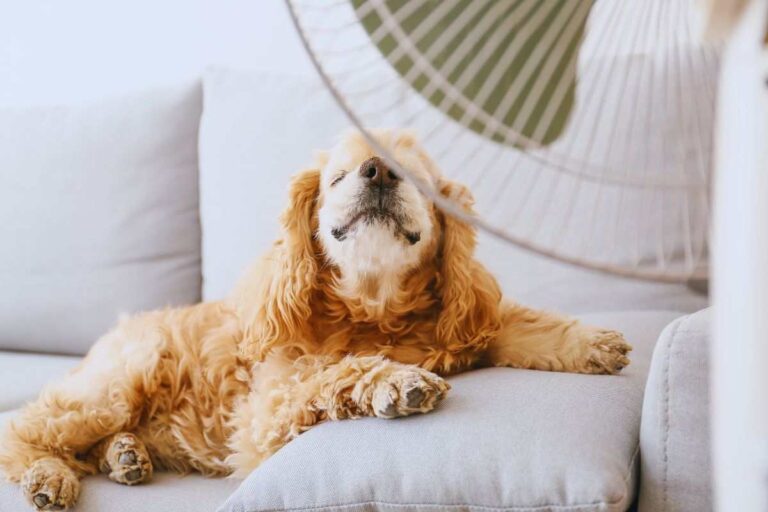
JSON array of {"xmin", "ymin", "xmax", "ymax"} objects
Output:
[
  {"xmin": 234, "ymin": 168, "xmax": 321, "ymax": 360},
  {"xmin": 434, "ymin": 178, "xmax": 502, "ymax": 366},
  {"xmin": 280, "ymin": 168, "xmax": 322, "ymax": 261}
]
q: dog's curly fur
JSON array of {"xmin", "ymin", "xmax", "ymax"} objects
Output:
[{"xmin": 0, "ymin": 129, "xmax": 631, "ymax": 510}]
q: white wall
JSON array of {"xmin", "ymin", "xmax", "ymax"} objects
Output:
[{"xmin": 0, "ymin": 0, "xmax": 313, "ymax": 106}]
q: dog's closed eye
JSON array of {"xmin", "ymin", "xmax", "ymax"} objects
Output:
[{"xmin": 330, "ymin": 171, "xmax": 346, "ymax": 187}]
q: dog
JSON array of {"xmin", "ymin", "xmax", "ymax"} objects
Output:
[{"xmin": 0, "ymin": 129, "xmax": 631, "ymax": 510}]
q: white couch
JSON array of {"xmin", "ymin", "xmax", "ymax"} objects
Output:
[{"xmin": 0, "ymin": 69, "xmax": 711, "ymax": 512}]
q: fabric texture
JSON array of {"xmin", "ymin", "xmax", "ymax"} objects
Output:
[
  {"xmin": 638, "ymin": 308, "xmax": 712, "ymax": 511},
  {"xmin": 0, "ymin": 83, "xmax": 203, "ymax": 355},
  {"xmin": 0, "ymin": 351, "xmax": 81, "ymax": 412},
  {"xmin": 198, "ymin": 67, "xmax": 708, "ymax": 315},
  {"xmin": 219, "ymin": 310, "xmax": 681, "ymax": 512}
]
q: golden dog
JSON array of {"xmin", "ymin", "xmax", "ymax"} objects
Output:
[{"xmin": 0, "ymin": 129, "xmax": 631, "ymax": 510}]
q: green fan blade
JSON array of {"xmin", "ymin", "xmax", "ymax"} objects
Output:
[{"xmin": 351, "ymin": 0, "xmax": 594, "ymax": 147}]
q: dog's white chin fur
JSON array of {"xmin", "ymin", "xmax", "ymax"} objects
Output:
[
  {"xmin": 318, "ymin": 218, "xmax": 430, "ymax": 281},
  {"xmin": 318, "ymin": 175, "xmax": 434, "ymax": 286}
]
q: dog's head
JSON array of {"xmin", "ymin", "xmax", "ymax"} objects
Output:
[
  {"xmin": 316, "ymin": 130, "xmax": 440, "ymax": 283},
  {"xmin": 236, "ymin": 129, "xmax": 501, "ymax": 360}
]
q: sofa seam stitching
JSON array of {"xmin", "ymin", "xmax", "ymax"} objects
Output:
[
  {"xmin": 662, "ymin": 315, "xmax": 686, "ymax": 512},
  {"xmin": 666, "ymin": 329, "xmax": 704, "ymax": 335},
  {"xmin": 237, "ymin": 446, "xmax": 642, "ymax": 512},
  {"xmin": 244, "ymin": 500, "xmax": 622, "ymax": 512},
  {"xmin": 623, "ymin": 442, "xmax": 641, "ymax": 511}
]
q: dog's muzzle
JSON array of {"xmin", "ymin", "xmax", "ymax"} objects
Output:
[{"xmin": 330, "ymin": 156, "xmax": 419, "ymax": 245}]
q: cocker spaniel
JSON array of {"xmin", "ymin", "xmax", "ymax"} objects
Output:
[{"xmin": 0, "ymin": 129, "xmax": 631, "ymax": 510}]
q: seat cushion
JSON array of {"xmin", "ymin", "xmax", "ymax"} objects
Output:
[
  {"xmin": 0, "ymin": 351, "xmax": 81, "ymax": 411},
  {"xmin": 0, "ymin": 411, "xmax": 242, "ymax": 512},
  {"xmin": 0, "ymin": 82, "xmax": 203, "ymax": 355},
  {"xmin": 220, "ymin": 310, "xmax": 682, "ymax": 512}
]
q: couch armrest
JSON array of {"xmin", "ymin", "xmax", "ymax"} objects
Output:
[{"xmin": 638, "ymin": 308, "xmax": 713, "ymax": 511}]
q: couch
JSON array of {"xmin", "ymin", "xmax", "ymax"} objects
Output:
[{"xmin": 0, "ymin": 69, "xmax": 712, "ymax": 511}]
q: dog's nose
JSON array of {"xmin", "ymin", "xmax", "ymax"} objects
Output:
[{"xmin": 359, "ymin": 156, "xmax": 400, "ymax": 186}]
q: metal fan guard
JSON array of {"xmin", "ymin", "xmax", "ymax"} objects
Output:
[{"xmin": 285, "ymin": 0, "xmax": 717, "ymax": 283}]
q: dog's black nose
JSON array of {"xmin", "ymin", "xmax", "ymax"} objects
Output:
[{"xmin": 359, "ymin": 156, "xmax": 400, "ymax": 187}]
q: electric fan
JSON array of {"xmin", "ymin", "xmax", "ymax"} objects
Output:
[{"xmin": 285, "ymin": 0, "xmax": 721, "ymax": 282}]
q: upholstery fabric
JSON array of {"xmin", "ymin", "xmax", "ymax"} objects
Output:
[
  {"xmin": 219, "ymin": 310, "xmax": 682, "ymax": 512},
  {"xmin": 0, "ymin": 351, "xmax": 81, "ymax": 412},
  {"xmin": 638, "ymin": 308, "xmax": 713, "ymax": 511},
  {"xmin": 198, "ymin": 67, "xmax": 708, "ymax": 315},
  {"xmin": 0, "ymin": 83, "xmax": 203, "ymax": 355}
]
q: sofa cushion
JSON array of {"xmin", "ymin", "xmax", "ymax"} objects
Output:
[
  {"xmin": 219, "ymin": 310, "xmax": 682, "ymax": 512},
  {"xmin": 198, "ymin": 67, "xmax": 708, "ymax": 315},
  {"xmin": 638, "ymin": 308, "xmax": 712, "ymax": 511},
  {"xmin": 0, "ymin": 351, "xmax": 81, "ymax": 412},
  {"xmin": 0, "ymin": 83, "xmax": 203, "ymax": 355}
]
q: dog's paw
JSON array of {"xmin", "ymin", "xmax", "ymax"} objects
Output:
[
  {"xmin": 22, "ymin": 458, "xmax": 80, "ymax": 511},
  {"xmin": 370, "ymin": 367, "xmax": 450, "ymax": 418},
  {"xmin": 581, "ymin": 329, "xmax": 632, "ymax": 374},
  {"xmin": 100, "ymin": 433, "xmax": 152, "ymax": 486},
  {"xmin": 439, "ymin": 180, "xmax": 475, "ymax": 209}
]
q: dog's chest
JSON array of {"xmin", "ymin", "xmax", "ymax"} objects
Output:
[{"xmin": 307, "ymin": 314, "xmax": 439, "ymax": 364}]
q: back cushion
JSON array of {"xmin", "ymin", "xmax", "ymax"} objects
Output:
[
  {"xmin": 199, "ymin": 67, "xmax": 348, "ymax": 300},
  {"xmin": 0, "ymin": 83, "xmax": 203, "ymax": 355}
]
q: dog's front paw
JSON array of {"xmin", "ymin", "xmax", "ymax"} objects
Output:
[
  {"xmin": 370, "ymin": 367, "xmax": 450, "ymax": 419},
  {"xmin": 22, "ymin": 458, "xmax": 80, "ymax": 511},
  {"xmin": 99, "ymin": 433, "xmax": 152, "ymax": 486},
  {"xmin": 580, "ymin": 329, "xmax": 632, "ymax": 374}
]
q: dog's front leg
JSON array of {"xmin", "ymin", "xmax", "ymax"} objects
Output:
[
  {"xmin": 484, "ymin": 303, "xmax": 632, "ymax": 375},
  {"xmin": 311, "ymin": 355, "xmax": 450, "ymax": 420},
  {"xmin": 227, "ymin": 354, "xmax": 449, "ymax": 475}
]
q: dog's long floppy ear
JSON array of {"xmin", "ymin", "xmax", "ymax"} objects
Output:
[
  {"xmin": 434, "ymin": 179, "xmax": 502, "ymax": 360},
  {"xmin": 233, "ymin": 167, "xmax": 322, "ymax": 360}
]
